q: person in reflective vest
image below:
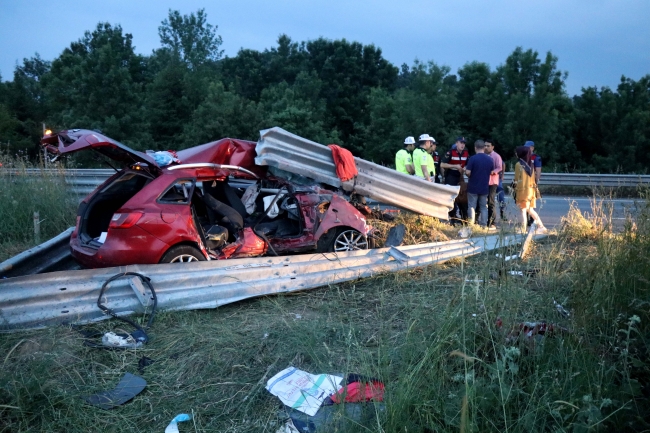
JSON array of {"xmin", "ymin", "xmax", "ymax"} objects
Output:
[
  {"xmin": 413, "ymin": 134, "xmax": 436, "ymax": 182},
  {"xmin": 395, "ymin": 136, "xmax": 416, "ymax": 175}
]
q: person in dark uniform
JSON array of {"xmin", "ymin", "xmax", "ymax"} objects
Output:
[
  {"xmin": 441, "ymin": 136, "xmax": 470, "ymax": 224},
  {"xmin": 431, "ymin": 138, "xmax": 441, "ymax": 183}
]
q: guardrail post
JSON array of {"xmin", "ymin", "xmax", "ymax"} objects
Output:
[{"xmin": 33, "ymin": 211, "xmax": 40, "ymax": 244}]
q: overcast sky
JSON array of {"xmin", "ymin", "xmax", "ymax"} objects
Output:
[{"xmin": 1, "ymin": 0, "xmax": 648, "ymax": 96}]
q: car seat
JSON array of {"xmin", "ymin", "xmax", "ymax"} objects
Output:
[{"xmin": 203, "ymin": 180, "xmax": 248, "ymax": 220}]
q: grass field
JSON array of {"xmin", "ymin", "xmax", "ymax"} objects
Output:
[{"xmin": 1, "ymin": 153, "xmax": 648, "ymax": 432}]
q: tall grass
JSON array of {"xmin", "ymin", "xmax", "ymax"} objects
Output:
[
  {"xmin": 0, "ymin": 194, "xmax": 648, "ymax": 431},
  {"xmin": 0, "ymin": 152, "xmax": 77, "ymax": 260}
]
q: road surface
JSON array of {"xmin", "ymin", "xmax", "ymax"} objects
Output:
[{"xmin": 502, "ymin": 196, "xmax": 640, "ymax": 229}]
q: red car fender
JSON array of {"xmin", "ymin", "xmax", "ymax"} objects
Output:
[{"xmin": 314, "ymin": 195, "xmax": 370, "ymax": 240}]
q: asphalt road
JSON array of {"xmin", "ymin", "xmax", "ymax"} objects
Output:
[{"xmin": 501, "ymin": 196, "xmax": 640, "ymax": 229}]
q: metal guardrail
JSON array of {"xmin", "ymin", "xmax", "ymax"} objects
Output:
[
  {"xmin": 0, "ymin": 233, "xmax": 541, "ymax": 330},
  {"xmin": 0, "ymin": 228, "xmax": 77, "ymax": 278},
  {"xmin": 501, "ymin": 172, "xmax": 650, "ymax": 187},
  {"xmin": 4, "ymin": 168, "xmax": 648, "ymax": 202},
  {"xmin": 255, "ymin": 127, "xmax": 459, "ymax": 219}
]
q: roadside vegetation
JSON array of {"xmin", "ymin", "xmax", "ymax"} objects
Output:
[
  {"xmin": 0, "ymin": 152, "xmax": 77, "ymax": 261},
  {"xmin": 1, "ymin": 9, "xmax": 649, "ymax": 173},
  {"xmin": 1, "ymin": 193, "xmax": 648, "ymax": 432}
]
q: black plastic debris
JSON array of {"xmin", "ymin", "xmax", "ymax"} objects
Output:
[
  {"xmin": 385, "ymin": 224, "xmax": 406, "ymax": 247},
  {"xmin": 83, "ymin": 372, "xmax": 146, "ymax": 409},
  {"xmin": 137, "ymin": 356, "xmax": 155, "ymax": 374}
]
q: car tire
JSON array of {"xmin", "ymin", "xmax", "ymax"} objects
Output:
[
  {"xmin": 160, "ymin": 245, "xmax": 206, "ymax": 263},
  {"xmin": 329, "ymin": 228, "xmax": 369, "ymax": 252}
]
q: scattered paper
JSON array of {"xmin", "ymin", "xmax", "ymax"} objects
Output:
[{"xmin": 266, "ymin": 367, "xmax": 343, "ymax": 416}]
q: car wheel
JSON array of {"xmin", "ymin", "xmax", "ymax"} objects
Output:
[
  {"xmin": 331, "ymin": 228, "xmax": 369, "ymax": 252},
  {"xmin": 160, "ymin": 245, "xmax": 206, "ymax": 263}
]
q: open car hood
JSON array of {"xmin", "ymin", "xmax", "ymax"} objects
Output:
[{"xmin": 41, "ymin": 129, "xmax": 158, "ymax": 168}]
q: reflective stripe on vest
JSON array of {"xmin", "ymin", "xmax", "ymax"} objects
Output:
[{"xmin": 449, "ymin": 149, "xmax": 469, "ymax": 167}]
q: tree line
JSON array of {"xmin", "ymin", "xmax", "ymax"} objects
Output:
[{"xmin": 0, "ymin": 9, "xmax": 648, "ymax": 172}]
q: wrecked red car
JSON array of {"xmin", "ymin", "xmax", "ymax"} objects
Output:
[{"xmin": 42, "ymin": 130, "xmax": 372, "ymax": 268}]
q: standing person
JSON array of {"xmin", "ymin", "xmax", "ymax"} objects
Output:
[
  {"xmin": 396, "ymin": 137, "xmax": 416, "ymax": 175},
  {"xmin": 496, "ymin": 171, "xmax": 507, "ymax": 221},
  {"xmin": 484, "ymin": 139, "xmax": 503, "ymax": 227},
  {"xmin": 441, "ymin": 137, "xmax": 470, "ymax": 224},
  {"xmin": 464, "ymin": 140, "xmax": 493, "ymax": 227},
  {"xmin": 431, "ymin": 139, "xmax": 441, "ymax": 183},
  {"xmin": 513, "ymin": 146, "xmax": 547, "ymax": 234},
  {"xmin": 413, "ymin": 134, "xmax": 435, "ymax": 182},
  {"xmin": 525, "ymin": 141, "xmax": 542, "ymax": 183},
  {"xmin": 524, "ymin": 140, "xmax": 542, "ymax": 226}
]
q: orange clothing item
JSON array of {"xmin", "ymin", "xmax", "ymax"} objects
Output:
[{"xmin": 328, "ymin": 144, "xmax": 358, "ymax": 182}]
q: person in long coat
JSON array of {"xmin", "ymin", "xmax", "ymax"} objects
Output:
[{"xmin": 513, "ymin": 146, "xmax": 547, "ymax": 234}]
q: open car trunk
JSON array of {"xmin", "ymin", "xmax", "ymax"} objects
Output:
[{"xmin": 77, "ymin": 171, "xmax": 154, "ymax": 248}]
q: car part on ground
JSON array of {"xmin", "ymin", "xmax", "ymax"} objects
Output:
[
  {"xmin": 255, "ymin": 127, "xmax": 459, "ymax": 220},
  {"xmin": 0, "ymin": 233, "xmax": 546, "ymax": 331}
]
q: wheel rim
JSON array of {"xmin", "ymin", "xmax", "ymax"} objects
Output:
[
  {"xmin": 170, "ymin": 254, "xmax": 200, "ymax": 263},
  {"xmin": 334, "ymin": 230, "xmax": 368, "ymax": 251}
]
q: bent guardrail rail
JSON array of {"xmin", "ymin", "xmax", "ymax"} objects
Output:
[
  {"xmin": 0, "ymin": 228, "xmax": 77, "ymax": 278},
  {"xmin": 0, "ymin": 233, "xmax": 543, "ymax": 330},
  {"xmin": 255, "ymin": 127, "xmax": 459, "ymax": 220}
]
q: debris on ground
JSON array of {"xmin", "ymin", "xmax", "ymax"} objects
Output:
[
  {"xmin": 278, "ymin": 373, "xmax": 387, "ymax": 432},
  {"xmin": 507, "ymin": 268, "xmax": 540, "ymax": 277},
  {"xmin": 82, "ymin": 372, "xmax": 147, "ymax": 410},
  {"xmin": 495, "ymin": 253, "xmax": 519, "ymax": 261},
  {"xmin": 384, "ymin": 224, "xmax": 406, "ymax": 247},
  {"xmin": 553, "ymin": 299, "xmax": 571, "ymax": 317},
  {"xmin": 137, "ymin": 356, "xmax": 155, "ymax": 374},
  {"xmin": 328, "ymin": 379, "xmax": 385, "ymax": 404},
  {"xmin": 496, "ymin": 318, "xmax": 570, "ymax": 343},
  {"xmin": 165, "ymin": 413, "xmax": 192, "ymax": 433},
  {"xmin": 266, "ymin": 367, "xmax": 343, "ymax": 416},
  {"xmin": 458, "ymin": 227, "xmax": 472, "ymax": 238}
]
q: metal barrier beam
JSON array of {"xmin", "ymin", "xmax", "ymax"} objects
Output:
[
  {"xmin": 0, "ymin": 233, "xmax": 541, "ymax": 330},
  {"xmin": 255, "ymin": 127, "xmax": 459, "ymax": 220},
  {"xmin": 0, "ymin": 228, "xmax": 75, "ymax": 278}
]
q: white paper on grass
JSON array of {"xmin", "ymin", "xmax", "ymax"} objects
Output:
[{"xmin": 266, "ymin": 367, "xmax": 343, "ymax": 416}]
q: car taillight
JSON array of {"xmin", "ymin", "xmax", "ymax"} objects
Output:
[{"xmin": 109, "ymin": 212, "xmax": 143, "ymax": 229}]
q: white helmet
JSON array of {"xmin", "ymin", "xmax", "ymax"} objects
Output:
[
  {"xmin": 418, "ymin": 134, "xmax": 436, "ymax": 143},
  {"xmin": 404, "ymin": 136, "xmax": 416, "ymax": 145}
]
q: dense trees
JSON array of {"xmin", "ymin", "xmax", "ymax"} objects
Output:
[{"xmin": 0, "ymin": 9, "xmax": 647, "ymax": 172}]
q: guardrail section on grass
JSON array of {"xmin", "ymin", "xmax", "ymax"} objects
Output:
[{"xmin": 0, "ymin": 233, "xmax": 540, "ymax": 330}]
